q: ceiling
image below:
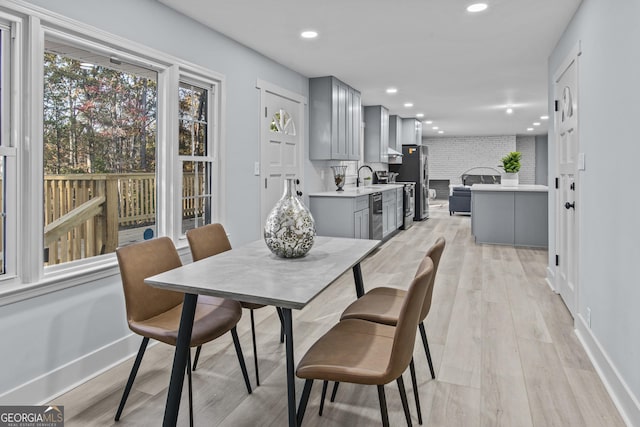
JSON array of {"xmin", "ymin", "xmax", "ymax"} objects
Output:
[{"xmin": 158, "ymin": 0, "xmax": 581, "ymax": 137}]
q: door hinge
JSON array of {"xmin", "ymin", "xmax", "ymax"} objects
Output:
[
  {"xmin": 555, "ymin": 254, "xmax": 559, "ymax": 266},
  {"xmin": 554, "ymin": 100, "xmax": 559, "ymax": 112},
  {"xmin": 265, "ymin": 107, "xmax": 267, "ymax": 118},
  {"xmin": 265, "ymin": 178, "xmax": 267, "ymax": 189},
  {"xmin": 570, "ymin": 182, "xmax": 575, "ymax": 191},
  {"xmin": 555, "ymin": 177, "xmax": 559, "ymax": 189}
]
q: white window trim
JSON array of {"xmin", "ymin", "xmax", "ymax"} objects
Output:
[{"xmin": 0, "ymin": 1, "xmax": 227, "ymax": 306}]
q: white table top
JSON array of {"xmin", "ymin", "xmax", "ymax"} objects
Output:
[
  {"xmin": 309, "ymin": 184, "xmax": 404, "ymax": 198},
  {"xmin": 470, "ymin": 184, "xmax": 549, "ymax": 192},
  {"xmin": 145, "ymin": 236, "xmax": 381, "ymax": 310}
]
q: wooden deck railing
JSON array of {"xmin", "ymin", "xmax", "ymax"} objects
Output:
[{"xmin": 43, "ymin": 173, "xmax": 204, "ymax": 265}]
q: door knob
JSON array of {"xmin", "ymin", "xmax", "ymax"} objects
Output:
[{"xmin": 565, "ymin": 201, "xmax": 575, "ymax": 210}]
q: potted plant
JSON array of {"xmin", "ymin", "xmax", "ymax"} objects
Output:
[{"xmin": 500, "ymin": 151, "xmax": 521, "ymax": 186}]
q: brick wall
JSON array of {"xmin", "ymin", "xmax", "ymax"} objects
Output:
[
  {"xmin": 423, "ymin": 135, "xmax": 516, "ymax": 185},
  {"xmin": 516, "ymin": 135, "xmax": 536, "ymax": 185}
]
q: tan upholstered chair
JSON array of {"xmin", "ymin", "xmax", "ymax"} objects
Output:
[
  {"xmin": 114, "ymin": 237, "xmax": 252, "ymax": 424},
  {"xmin": 295, "ymin": 258, "xmax": 435, "ymax": 427},
  {"xmin": 337, "ymin": 237, "xmax": 446, "ymax": 424},
  {"xmin": 186, "ymin": 223, "xmax": 284, "ymax": 386}
]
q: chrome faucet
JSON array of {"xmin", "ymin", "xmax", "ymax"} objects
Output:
[{"xmin": 357, "ymin": 165, "xmax": 374, "ymax": 187}]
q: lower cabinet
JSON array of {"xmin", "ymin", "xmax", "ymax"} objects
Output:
[
  {"xmin": 309, "ymin": 195, "xmax": 370, "ymax": 239},
  {"xmin": 382, "ymin": 189, "xmax": 397, "ymax": 238},
  {"xmin": 396, "ymin": 188, "xmax": 403, "ymax": 229}
]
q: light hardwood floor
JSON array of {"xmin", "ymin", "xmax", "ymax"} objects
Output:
[{"xmin": 51, "ymin": 204, "xmax": 625, "ymax": 426}]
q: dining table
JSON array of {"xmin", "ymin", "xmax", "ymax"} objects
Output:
[{"xmin": 145, "ymin": 235, "xmax": 381, "ymax": 427}]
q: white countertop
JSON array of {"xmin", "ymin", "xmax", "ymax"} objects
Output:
[
  {"xmin": 471, "ymin": 184, "xmax": 549, "ymax": 192},
  {"xmin": 309, "ymin": 183, "xmax": 404, "ymax": 197}
]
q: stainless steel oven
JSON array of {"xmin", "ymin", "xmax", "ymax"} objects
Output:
[{"xmin": 369, "ymin": 192, "xmax": 383, "ymax": 239}]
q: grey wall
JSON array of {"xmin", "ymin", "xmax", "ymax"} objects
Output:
[
  {"xmin": 515, "ymin": 135, "xmax": 536, "ymax": 185},
  {"xmin": 534, "ymin": 134, "xmax": 548, "ymax": 185},
  {"xmin": 0, "ymin": 0, "xmax": 312, "ymax": 402},
  {"xmin": 549, "ymin": 0, "xmax": 640, "ymax": 422}
]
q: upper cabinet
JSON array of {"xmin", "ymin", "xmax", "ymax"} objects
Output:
[
  {"xmin": 309, "ymin": 76, "xmax": 361, "ymax": 160},
  {"xmin": 401, "ymin": 118, "xmax": 423, "ymax": 145},
  {"xmin": 389, "ymin": 115, "xmax": 403, "ymax": 152},
  {"xmin": 364, "ymin": 105, "xmax": 389, "ymax": 163}
]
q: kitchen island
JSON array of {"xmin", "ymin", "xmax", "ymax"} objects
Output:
[
  {"xmin": 309, "ymin": 184, "xmax": 404, "ymax": 240},
  {"xmin": 471, "ymin": 184, "xmax": 548, "ymax": 247}
]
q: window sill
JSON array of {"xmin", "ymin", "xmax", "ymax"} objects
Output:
[{"xmin": 0, "ymin": 243, "xmax": 192, "ymax": 308}]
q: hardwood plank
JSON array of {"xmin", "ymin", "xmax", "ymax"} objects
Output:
[
  {"xmin": 564, "ymin": 367, "xmax": 626, "ymax": 427},
  {"xmin": 426, "ymin": 381, "xmax": 481, "ymax": 427}
]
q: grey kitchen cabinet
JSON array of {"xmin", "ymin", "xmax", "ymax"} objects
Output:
[
  {"xmin": 381, "ymin": 189, "xmax": 396, "ymax": 238},
  {"xmin": 396, "ymin": 187, "xmax": 403, "ymax": 229},
  {"xmin": 364, "ymin": 105, "xmax": 389, "ymax": 163},
  {"xmin": 401, "ymin": 118, "xmax": 423, "ymax": 145},
  {"xmin": 309, "ymin": 76, "xmax": 361, "ymax": 160},
  {"xmin": 389, "ymin": 115, "xmax": 403, "ymax": 152},
  {"xmin": 309, "ymin": 195, "xmax": 369, "ymax": 239}
]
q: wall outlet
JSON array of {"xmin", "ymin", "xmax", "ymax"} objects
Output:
[
  {"xmin": 254, "ymin": 161, "xmax": 260, "ymax": 176},
  {"xmin": 586, "ymin": 307, "xmax": 591, "ymax": 328}
]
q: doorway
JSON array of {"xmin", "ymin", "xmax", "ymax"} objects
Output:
[
  {"xmin": 553, "ymin": 43, "xmax": 581, "ymax": 318},
  {"xmin": 257, "ymin": 80, "xmax": 306, "ymax": 230}
]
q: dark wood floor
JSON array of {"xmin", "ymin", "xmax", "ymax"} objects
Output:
[{"xmin": 51, "ymin": 204, "xmax": 625, "ymax": 426}]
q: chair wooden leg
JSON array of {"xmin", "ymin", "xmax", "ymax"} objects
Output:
[
  {"xmin": 230, "ymin": 327, "xmax": 252, "ymax": 394},
  {"xmin": 187, "ymin": 348, "xmax": 194, "ymax": 427},
  {"xmin": 409, "ymin": 358, "xmax": 423, "ymax": 425},
  {"xmin": 419, "ymin": 322, "xmax": 435, "ymax": 379},
  {"xmin": 319, "ymin": 380, "xmax": 329, "ymax": 416},
  {"xmin": 396, "ymin": 375, "xmax": 412, "ymax": 427},
  {"xmin": 377, "ymin": 385, "xmax": 390, "ymax": 427},
  {"xmin": 192, "ymin": 345, "xmax": 202, "ymax": 371},
  {"xmin": 297, "ymin": 379, "xmax": 314, "ymax": 426},
  {"xmin": 250, "ymin": 309, "xmax": 260, "ymax": 386},
  {"xmin": 115, "ymin": 337, "xmax": 149, "ymax": 421},
  {"xmin": 276, "ymin": 307, "xmax": 285, "ymax": 343},
  {"xmin": 330, "ymin": 381, "xmax": 340, "ymax": 402}
]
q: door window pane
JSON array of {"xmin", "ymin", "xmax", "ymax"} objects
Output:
[
  {"xmin": 181, "ymin": 161, "xmax": 211, "ymax": 234},
  {"xmin": 43, "ymin": 42, "xmax": 158, "ymax": 265}
]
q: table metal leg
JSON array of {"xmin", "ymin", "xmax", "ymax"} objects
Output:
[
  {"xmin": 282, "ymin": 308, "xmax": 296, "ymax": 427},
  {"xmin": 352, "ymin": 263, "xmax": 365, "ymax": 298},
  {"xmin": 162, "ymin": 293, "xmax": 198, "ymax": 427}
]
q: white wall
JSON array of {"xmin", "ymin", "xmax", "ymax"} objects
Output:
[
  {"xmin": 0, "ymin": 0, "xmax": 312, "ymax": 403},
  {"xmin": 549, "ymin": 0, "xmax": 640, "ymax": 424},
  {"xmin": 423, "ymin": 135, "xmax": 515, "ymax": 185},
  {"xmin": 515, "ymin": 135, "xmax": 536, "ymax": 185}
]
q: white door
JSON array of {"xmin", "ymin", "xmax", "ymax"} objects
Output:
[
  {"xmin": 258, "ymin": 81, "xmax": 305, "ymax": 230},
  {"xmin": 554, "ymin": 45, "xmax": 580, "ymax": 318}
]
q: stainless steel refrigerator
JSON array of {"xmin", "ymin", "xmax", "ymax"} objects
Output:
[{"xmin": 389, "ymin": 145, "xmax": 429, "ymax": 220}]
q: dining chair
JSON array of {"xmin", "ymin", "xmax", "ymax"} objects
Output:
[
  {"xmin": 335, "ymin": 237, "xmax": 446, "ymax": 424},
  {"xmin": 114, "ymin": 237, "xmax": 252, "ymax": 424},
  {"xmin": 295, "ymin": 257, "xmax": 435, "ymax": 427},
  {"xmin": 186, "ymin": 223, "xmax": 285, "ymax": 386}
]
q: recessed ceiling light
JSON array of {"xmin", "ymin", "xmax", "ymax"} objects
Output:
[
  {"xmin": 540, "ymin": 115, "xmax": 549, "ymax": 120},
  {"xmin": 432, "ymin": 126, "xmax": 439, "ymax": 130},
  {"xmin": 438, "ymin": 130, "xmax": 444, "ymax": 134},
  {"xmin": 506, "ymin": 108, "xmax": 513, "ymax": 115},
  {"xmin": 527, "ymin": 128, "xmax": 534, "ymax": 131},
  {"xmin": 533, "ymin": 122, "xmax": 541, "ymax": 126},
  {"xmin": 416, "ymin": 113, "xmax": 424, "ymax": 118},
  {"xmin": 467, "ymin": 3, "xmax": 488, "ymax": 13},
  {"xmin": 404, "ymin": 102, "xmax": 414, "ymax": 108},
  {"xmin": 386, "ymin": 87, "xmax": 398, "ymax": 94},
  {"xmin": 300, "ymin": 30, "xmax": 318, "ymax": 39},
  {"xmin": 424, "ymin": 120, "xmax": 433, "ymax": 124}
]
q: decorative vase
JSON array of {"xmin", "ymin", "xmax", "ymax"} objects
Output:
[
  {"xmin": 264, "ymin": 178, "xmax": 316, "ymax": 258},
  {"xmin": 501, "ymin": 172, "xmax": 519, "ymax": 187},
  {"xmin": 331, "ymin": 166, "xmax": 347, "ymax": 191}
]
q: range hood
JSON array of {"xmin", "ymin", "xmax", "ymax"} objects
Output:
[{"xmin": 388, "ymin": 147, "xmax": 403, "ymax": 157}]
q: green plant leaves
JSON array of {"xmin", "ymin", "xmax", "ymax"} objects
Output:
[{"xmin": 500, "ymin": 151, "xmax": 521, "ymax": 173}]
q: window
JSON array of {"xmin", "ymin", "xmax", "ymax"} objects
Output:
[
  {"xmin": 43, "ymin": 40, "xmax": 158, "ymax": 265},
  {"xmin": 178, "ymin": 80, "xmax": 214, "ymax": 234}
]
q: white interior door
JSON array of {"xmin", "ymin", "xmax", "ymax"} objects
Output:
[
  {"xmin": 554, "ymin": 46, "xmax": 580, "ymax": 318},
  {"xmin": 258, "ymin": 81, "xmax": 305, "ymax": 230}
]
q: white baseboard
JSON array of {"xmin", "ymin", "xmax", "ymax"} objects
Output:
[
  {"xmin": 546, "ymin": 265, "xmax": 557, "ymax": 292},
  {"xmin": 575, "ymin": 314, "xmax": 640, "ymax": 427},
  {"xmin": 0, "ymin": 333, "xmax": 146, "ymax": 405}
]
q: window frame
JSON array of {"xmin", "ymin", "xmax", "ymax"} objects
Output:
[{"xmin": 0, "ymin": 3, "xmax": 226, "ymax": 304}]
